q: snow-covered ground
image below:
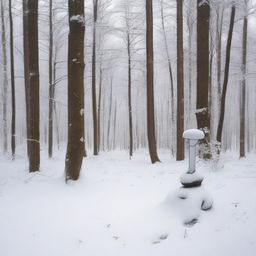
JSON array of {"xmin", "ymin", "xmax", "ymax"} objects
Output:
[{"xmin": 0, "ymin": 150, "xmax": 256, "ymax": 256}]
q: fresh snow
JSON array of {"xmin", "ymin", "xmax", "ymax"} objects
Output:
[
  {"xmin": 70, "ymin": 15, "xmax": 85, "ymax": 25},
  {"xmin": 0, "ymin": 150, "xmax": 256, "ymax": 256},
  {"xmin": 183, "ymin": 129, "xmax": 205, "ymax": 140},
  {"xmin": 180, "ymin": 171, "xmax": 204, "ymax": 184}
]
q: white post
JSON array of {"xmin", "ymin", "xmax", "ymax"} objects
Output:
[
  {"xmin": 188, "ymin": 139, "xmax": 198, "ymax": 174},
  {"xmin": 180, "ymin": 129, "xmax": 205, "ymax": 187}
]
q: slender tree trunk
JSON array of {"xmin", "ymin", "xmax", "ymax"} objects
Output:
[
  {"xmin": 216, "ymin": 6, "xmax": 236, "ymax": 149},
  {"xmin": 107, "ymin": 79, "xmax": 113, "ymax": 150},
  {"xmin": 65, "ymin": 0, "xmax": 85, "ymax": 181},
  {"xmin": 92, "ymin": 0, "xmax": 98, "ymax": 155},
  {"xmin": 25, "ymin": 0, "xmax": 40, "ymax": 172},
  {"xmin": 113, "ymin": 101, "xmax": 117, "ymax": 149},
  {"xmin": 97, "ymin": 66, "xmax": 102, "ymax": 152},
  {"xmin": 240, "ymin": 14, "xmax": 247, "ymax": 158},
  {"xmin": 1, "ymin": 0, "xmax": 8, "ymax": 153},
  {"xmin": 53, "ymin": 60, "xmax": 60, "ymax": 150},
  {"xmin": 127, "ymin": 33, "xmax": 133, "ymax": 158},
  {"xmin": 176, "ymin": 0, "xmax": 184, "ymax": 161},
  {"xmin": 160, "ymin": 0, "xmax": 175, "ymax": 155},
  {"xmin": 216, "ymin": 7, "xmax": 224, "ymax": 107},
  {"xmin": 146, "ymin": 0, "xmax": 160, "ymax": 164},
  {"xmin": 196, "ymin": 0, "xmax": 211, "ymax": 159},
  {"xmin": 48, "ymin": 0, "xmax": 54, "ymax": 158},
  {"xmin": 9, "ymin": 0, "xmax": 16, "ymax": 159}
]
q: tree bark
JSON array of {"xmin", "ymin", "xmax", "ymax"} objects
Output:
[
  {"xmin": 240, "ymin": 14, "xmax": 247, "ymax": 158},
  {"xmin": 196, "ymin": 0, "xmax": 211, "ymax": 159},
  {"xmin": 176, "ymin": 0, "xmax": 184, "ymax": 161},
  {"xmin": 92, "ymin": 0, "xmax": 98, "ymax": 155},
  {"xmin": 216, "ymin": 6, "xmax": 236, "ymax": 148},
  {"xmin": 97, "ymin": 66, "xmax": 102, "ymax": 153},
  {"xmin": 1, "ymin": 0, "xmax": 8, "ymax": 153},
  {"xmin": 9, "ymin": 0, "xmax": 16, "ymax": 159},
  {"xmin": 65, "ymin": 0, "xmax": 85, "ymax": 181},
  {"xmin": 146, "ymin": 0, "xmax": 160, "ymax": 163},
  {"xmin": 127, "ymin": 33, "xmax": 133, "ymax": 158},
  {"xmin": 25, "ymin": 0, "xmax": 40, "ymax": 172},
  {"xmin": 48, "ymin": 0, "xmax": 54, "ymax": 158}
]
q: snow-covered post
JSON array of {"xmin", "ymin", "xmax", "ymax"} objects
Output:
[{"xmin": 180, "ymin": 129, "xmax": 205, "ymax": 188}]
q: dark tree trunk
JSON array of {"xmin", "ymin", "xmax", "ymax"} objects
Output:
[
  {"xmin": 97, "ymin": 66, "xmax": 102, "ymax": 153},
  {"xmin": 25, "ymin": 0, "xmax": 40, "ymax": 172},
  {"xmin": 65, "ymin": 0, "xmax": 85, "ymax": 181},
  {"xmin": 127, "ymin": 33, "xmax": 133, "ymax": 158},
  {"xmin": 146, "ymin": 0, "xmax": 160, "ymax": 164},
  {"xmin": 216, "ymin": 7, "xmax": 236, "ymax": 148},
  {"xmin": 9, "ymin": 0, "xmax": 16, "ymax": 159},
  {"xmin": 196, "ymin": 0, "xmax": 211, "ymax": 159},
  {"xmin": 48, "ymin": 0, "xmax": 54, "ymax": 158},
  {"xmin": 1, "ymin": 0, "xmax": 8, "ymax": 153},
  {"xmin": 240, "ymin": 14, "xmax": 247, "ymax": 158},
  {"xmin": 176, "ymin": 0, "xmax": 184, "ymax": 161},
  {"xmin": 92, "ymin": 0, "xmax": 98, "ymax": 155}
]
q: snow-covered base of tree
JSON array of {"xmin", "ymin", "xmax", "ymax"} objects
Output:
[{"xmin": 0, "ymin": 149, "xmax": 256, "ymax": 256}]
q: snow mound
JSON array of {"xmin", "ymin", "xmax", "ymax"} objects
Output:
[
  {"xmin": 180, "ymin": 171, "xmax": 204, "ymax": 187},
  {"xmin": 165, "ymin": 186, "xmax": 213, "ymax": 226},
  {"xmin": 183, "ymin": 129, "xmax": 205, "ymax": 140}
]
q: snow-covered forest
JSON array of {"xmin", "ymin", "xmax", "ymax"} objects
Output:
[{"xmin": 0, "ymin": 0, "xmax": 256, "ymax": 255}]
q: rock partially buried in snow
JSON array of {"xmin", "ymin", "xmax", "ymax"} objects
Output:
[
  {"xmin": 180, "ymin": 171, "xmax": 204, "ymax": 188},
  {"xmin": 183, "ymin": 129, "xmax": 205, "ymax": 140}
]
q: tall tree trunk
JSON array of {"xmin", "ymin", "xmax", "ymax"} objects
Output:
[
  {"xmin": 97, "ymin": 66, "xmax": 102, "ymax": 152},
  {"xmin": 53, "ymin": 60, "xmax": 60, "ymax": 151},
  {"xmin": 216, "ymin": 7, "xmax": 224, "ymax": 107},
  {"xmin": 196, "ymin": 0, "xmax": 211, "ymax": 159},
  {"xmin": 25, "ymin": 0, "xmax": 40, "ymax": 172},
  {"xmin": 127, "ymin": 33, "xmax": 133, "ymax": 158},
  {"xmin": 9, "ymin": 0, "xmax": 16, "ymax": 159},
  {"xmin": 146, "ymin": 0, "xmax": 160, "ymax": 164},
  {"xmin": 107, "ymin": 79, "xmax": 113, "ymax": 150},
  {"xmin": 65, "ymin": 0, "xmax": 85, "ymax": 181},
  {"xmin": 160, "ymin": 0, "xmax": 175, "ymax": 155},
  {"xmin": 92, "ymin": 0, "xmax": 98, "ymax": 155},
  {"xmin": 48, "ymin": 0, "xmax": 54, "ymax": 158},
  {"xmin": 176, "ymin": 0, "xmax": 184, "ymax": 161},
  {"xmin": 216, "ymin": 6, "xmax": 236, "ymax": 149},
  {"xmin": 1, "ymin": 0, "xmax": 8, "ymax": 153},
  {"xmin": 240, "ymin": 13, "xmax": 247, "ymax": 158}
]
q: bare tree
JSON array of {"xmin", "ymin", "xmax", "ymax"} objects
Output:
[
  {"xmin": 216, "ymin": 6, "xmax": 236, "ymax": 151},
  {"xmin": 176, "ymin": 0, "xmax": 184, "ymax": 161},
  {"xmin": 65, "ymin": 0, "xmax": 85, "ymax": 181},
  {"xmin": 1, "ymin": 0, "xmax": 8, "ymax": 153},
  {"xmin": 146, "ymin": 0, "xmax": 160, "ymax": 163},
  {"xmin": 240, "ymin": 2, "xmax": 248, "ymax": 158},
  {"xmin": 23, "ymin": 0, "xmax": 40, "ymax": 172},
  {"xmin": 9, "ymin": 0, "xmax": 16, "ymax": 159},
  {"xmin": 92, "ymin": 0, "xmax": 99, "ymax": 155},
  {"xmin": 48, "ymin": 0, "xmax": 54, "ymax": 158},
  {"xmin": 160, "ymin": 0, "xmax": 175, "ymax": 155},
  {"xmin": 196, "ymin": 0, "xmax": 211, "ymax": 159}
]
